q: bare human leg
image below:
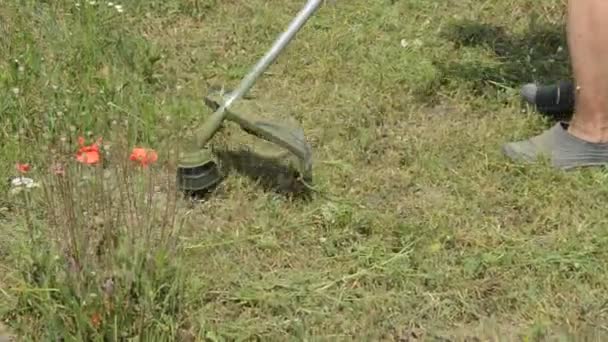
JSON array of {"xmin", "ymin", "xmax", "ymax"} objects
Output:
[
  {"xmin": 503, "ymin": 0, "xmax": 608, "ymax": 169},
  {"xmin": 567, "ymin": 0, "xmax": 608, "ymax": 143}
]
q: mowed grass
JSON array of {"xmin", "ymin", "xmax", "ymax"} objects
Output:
[{"xmin": 2, "ymin": 0, "xmax": 608, "ymax": 340}]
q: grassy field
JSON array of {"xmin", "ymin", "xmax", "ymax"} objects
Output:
[{"xmin": 2, "ymin": 0, "xmax": 608, "ymax": 340}]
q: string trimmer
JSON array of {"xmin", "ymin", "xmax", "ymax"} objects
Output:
[{"xmin": 177, "ymin": 0, "xmax": 322, "ymax": 194}]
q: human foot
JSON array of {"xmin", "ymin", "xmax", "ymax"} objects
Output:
[
  {"xmin": 521, "ymin": 80, "xmax": 575, "ymax": 118},
  {"xmin": 502, "ymin": 122, "xmax": 608, "ymax": 169}
]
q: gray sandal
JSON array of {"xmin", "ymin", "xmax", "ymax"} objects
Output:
[{"xmin": 502, "ymin": 122, "xmax": 608, "ymax": 170}]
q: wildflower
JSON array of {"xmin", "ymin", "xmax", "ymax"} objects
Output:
[
  {"xmin": 90, "ymin": 312, "xmax": 102, "ymax": 328},
  {"xmin": 129, "ymin": 147, "xmax": 158, "ymax": 167},
  {"xmin": 76, "ymin": 136, "xmax": 102, "ymax": 165},
  {"xmin": 9, "ymin": 176, "xmax": 40, "ymax": 195},
  {"xmin": 51, "ymin": 163, "xmax": 66, "ymax": 176},
  {"xmin": 15, "ymin": 163, "xmax": 30, "ymax": 174},
  {"xmin": 102, "ymin": 278, "xmax": 114, "ymax": 296},
  {"xmin": 115, "ymin": 4, "xmax": 123, "ymax": 13},
  {"xmin": 10, "ymin": 177, "xmax": 38, "ymax": 188}
]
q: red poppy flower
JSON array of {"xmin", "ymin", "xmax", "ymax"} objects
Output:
[
  {"xmin": 76, "ymin": 136, "xmax": 102, "ymax": 165},
  {"xmin": 91, "ymin": 312, "xmax": 102, "ymax": 328},
  {"xmin": 129, "ymin": 147, "xmax": 158, "ymax": 167},
  {"xmin": 16, "ymin": 163, "xmax": 30, "ymax": 174}
]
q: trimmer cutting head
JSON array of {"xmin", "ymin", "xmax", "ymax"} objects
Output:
[
  {"xmin": 175, "ymin": 89, "xmax": 313, "ymax": 195},
  {"xmin": 175, "ymin": 0, "xmax": 322, "ymax": 195},
  {"xmin": 176, "ymin": 148, "xmax": 222, "ymax": 194}
]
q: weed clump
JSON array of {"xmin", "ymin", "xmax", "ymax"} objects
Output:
[{"xmin": 3, "ymin": 143, "xmax": 193, "ymax": 340}]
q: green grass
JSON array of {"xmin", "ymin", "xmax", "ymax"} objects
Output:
[{"xmin": 2, "ymin": 0, "xmax": 608, "ymax": 340}]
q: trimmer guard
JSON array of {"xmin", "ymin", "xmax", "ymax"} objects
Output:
[{"xmin": 204, "ymin": 89, "xmax": 313, "ymax": 183}]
